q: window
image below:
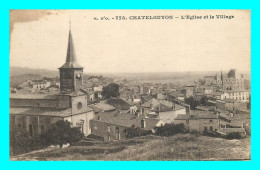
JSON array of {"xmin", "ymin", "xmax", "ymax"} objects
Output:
[
  {"xmin": 210, "ymin": 126, "xmax": 213, "ymax": 131},
  {"xmin": 115, "ymin": 127, "xmax": 119, "ymax": 133},
  {"xmin": 186, "ymin": 120, "xmax": 189, "ymax": 125},
  {"xmin": 204, "ymin": 126, "xmax": 208, "ymax": 132},
  {"xmin": 29, "ymin": 124, "xmax": 33, "ymax": 136},
  {"xmin": 77, "ymin": 102, "xmax": 82, "ymax": 109},
  {"xmin": 108, "ymin": 135, "xmax": 111, "ymax": 142},
  {"xmin": 107, "ymin": 125, "xmax": 111, "ymax": 133},
  {"xmin": 115, "ymin": 127, "xmax": 120, "ymax": 140},
  {"xmin": 209, "ymin": 120, "xmax": 213, "ymax": 123}
]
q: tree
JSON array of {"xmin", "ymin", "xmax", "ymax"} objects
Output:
[
  {"xmin": 101, "ymin": 83, "xmax": 120, "ymax": 99},
  {"xmin": 199, "ymin": 96, "xmax": 208, "ymax": 106},
  {"xmin": 185, "ymin": 96, "xmax": 200, "ymax": 110},
  {"xmin": 44, "ymin": 120, "xmax": 84, "ymax": 148}
]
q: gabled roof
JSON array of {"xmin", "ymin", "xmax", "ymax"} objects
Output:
[
  {"xmin": 59, "ymin": 30, "xmax": 83, "ymax": 69},
  {"xmin": 175, "ymin": 111, "xmax": 218, "ymax": 120},
  {"xmin": 106, "ymin": 98, "xmax": 131, "ymax": 110},
  {"xmin": 141, "ymin": 98, "xmax": 160, "ymax": 108}
]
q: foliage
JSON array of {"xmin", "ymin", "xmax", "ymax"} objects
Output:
[
  {"xmin": 102, "ymin": 83, "xmax": 120, "ymax": 99},
  {"xmin": 44, "ymin": 120, "xmax": 84, "ymax": 148},
  {"xmin": 154, "ymin": 123, "xmax": 188, "ymax": 136},
  {"xmin": 10, "ymin": 120, "xmax": 84, "ymax": 156},
  {"xmin": 124, "ymin": 125, "xmax": 152, "ymax": 138},
  {"xmin": 184, "ymin": 96, "xmax": 209, "ymax": 110},
  {"xmin": 202, "ymin": 130, "xmax": 221, "ymax": 138},
  {"xmin": 225, "ymin": 132, "xmax": 243, "ymax": 140},
  {"xmin": 199, "ymin": 96, "xmax": 208, "ymax": 106},
  {"xmin": 189, "ymin": 130, "xmax": 200, "ymax": 135},
  {"xmin": 184, "ymin": 96, "xmax": 200, "ymax": 110},
  {"xmin": 10, "ymin": 126, "xmax": 43, "ymax": 156}
]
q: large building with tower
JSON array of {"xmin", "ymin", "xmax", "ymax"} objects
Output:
[{"xmin": 10, "ymin": 28, "xmax": 94, "ymax": 137}]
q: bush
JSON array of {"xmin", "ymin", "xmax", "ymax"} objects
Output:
[
  {"xmin": 10, "ymin": 126, "xmax": 45, "ymax": 156},
  {"xmin": 43, "ymin": 120, "xmax": 84, "ymax": 148},
  {"xmin": 124, "ymin": 125, "xmax": 152, "ymax": 138},
  {"xmin": 202, "ymin": 131, "xmax": 221, "ymax": 138},
  {"xmin": 10, "ymin": 120, "xmax": 84, "ymax": 156},
  {"xmin": 154, "ymin": 123, "xmax": 188, "ymax": 137},
  {"xmin": 189, "ymin": 130, "xmax": 200, "ymax": 135},
  {"xmin": 225, "ymin": 132, "xmax": 243, "ymax": 140}
]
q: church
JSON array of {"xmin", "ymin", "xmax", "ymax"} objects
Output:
[{"xmin": 10, "ymin": 28, "xmax": 94, "ymax": 137}]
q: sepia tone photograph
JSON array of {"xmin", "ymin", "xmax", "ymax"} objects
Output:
[{"xmin": 9, "ymin": 10, "xmax": 251, "ymax": 161}]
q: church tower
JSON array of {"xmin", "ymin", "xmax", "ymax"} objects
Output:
[{"xmin": 59, "ymin": 26, "xmax": 83, "ymax": 93}]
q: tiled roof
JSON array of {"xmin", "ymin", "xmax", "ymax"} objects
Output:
[
  {"xmin": 141, "ymin": 98, "xmax": 160, "ymax": 108},
  {"xmin": 106, "ymin": 98, "xmax": 131, "ymax": 110},
  {"xmin": 10, "ymin": 93, "xmax": 58, "ymax": 100},
  {"xmin": 175, "ymin": 111, "xmax": 218, "ymax": 120},
  {"xmin": 10, "ymin": 106, "xmax": 93, "ymax": 117},
  {"xmin": 89, "ymin": 103, "xmax": 115, "ymax": 112},
  {"xmin": 91, "ymin": 112, "xmax": 161, "ymax": 130}
]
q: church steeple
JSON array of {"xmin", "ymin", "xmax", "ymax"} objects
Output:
[
  {"xmin": 58, "ymin": 21, "xmax": 84, "ymax": 93},
  {"xmin": 59, "ymin": 23, "xmax": 83, "ymax": 69}
]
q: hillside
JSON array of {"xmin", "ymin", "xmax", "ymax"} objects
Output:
[{"xmin": 11, "ymin": 134, "xmax": 250, "ymax": 161}]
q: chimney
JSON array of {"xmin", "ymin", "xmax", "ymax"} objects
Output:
[{"xmin": 141, "ymin": 119, "xmax": 146, "ymax": 129}]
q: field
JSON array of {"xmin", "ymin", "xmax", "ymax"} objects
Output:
[{"xmin": 11, "ymin": 134, "xmax": 251, "ymax": 161}]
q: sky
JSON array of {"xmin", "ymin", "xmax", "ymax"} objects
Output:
[{"xmin": 9, "ymin": 10, "xmax": 251, "ymax": 73}]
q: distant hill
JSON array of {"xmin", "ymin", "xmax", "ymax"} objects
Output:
[{"xmin": 10, "ymin": 67, "xmax": 59, "ymax": 78}]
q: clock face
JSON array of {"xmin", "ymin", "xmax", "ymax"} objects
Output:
[{"xmin": 75, "ymin": 73, "xmax": 82, "ymax": 79}]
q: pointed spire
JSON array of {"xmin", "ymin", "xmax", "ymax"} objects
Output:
[{"xmin": 59, "ymin": 20, "xmax": 83, "ymax": 69}]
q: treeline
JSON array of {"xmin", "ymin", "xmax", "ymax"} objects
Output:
[{"xmin": 124, "ymin": 123, "xmax": 244, "ymax": 140}]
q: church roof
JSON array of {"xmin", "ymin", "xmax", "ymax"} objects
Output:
[
  {"xmin": 59, "ymin": 30, "xmax": 83, "ymax": 69},
  {"xmin": 10, "ymin": 106, "xmax": 93, "ymax": 118}
]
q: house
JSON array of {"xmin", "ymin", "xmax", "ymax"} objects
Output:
[
  {"xmin": 29, "ymin": 79, "xmax": 51, "ymax": 90},
  {"xmin": 174, "ymin": 110, "xmax": 246, "ymax": 135},
  {"xmin": 93, "ymin": 86, "xmax": 103, "ymax": 92},
  {"xmin": 90, "ymin": 111, "xmax": 165, "ymax": 142},
  {"xmin": 140, "ymin": 98, "xmax": 186, "ymax": 123},
  {"xmin": 216, "ymin": 99, "xmax": 249, "ymax": 112},
  {"xmin": 174, "ymin": 111, "xmax": 231, "ymax": 133}
]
